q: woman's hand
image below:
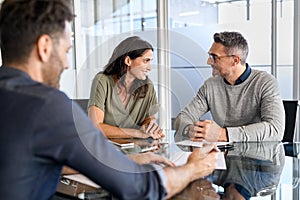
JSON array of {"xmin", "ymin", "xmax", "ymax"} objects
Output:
[{"xmin": 141, "ymin": 118, "xmax": 165, "ymax": 139}]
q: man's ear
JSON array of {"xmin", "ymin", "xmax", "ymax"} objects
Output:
[
  {"xmin": 36, "ymin": 34, "xmax": 53, "ymax": 62},
  {"xmin": 233, "ymin": 55, "xmax": 240, "ymax": 65}
]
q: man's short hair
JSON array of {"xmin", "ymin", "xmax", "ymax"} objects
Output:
[
  {"xmin": 213, "ymin": 31, "xmax": 249, "ymax": 65},
  {"xmin": 0, "ymin": 0, "xmax": 75, "ymax": 64}
]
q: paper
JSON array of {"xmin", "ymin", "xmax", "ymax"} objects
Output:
[
  {"xmin": 175, "ymin": 140, "xmax": 232, "ymax": 148},
  {"xmin": 170, "ymin": 151, "xmax": 227, "ymax": 170},
  {"xmin": 63, "ymin": 174, "xmax": 100, "ymax": 188},
  {"xmin": 175, "ymin": 140, "xmax": 204, "ymax": 147}
]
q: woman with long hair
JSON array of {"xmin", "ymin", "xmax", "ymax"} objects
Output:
[{"xmin": 88, "ymin": 36, "xmax": 164, "ymax": 139}]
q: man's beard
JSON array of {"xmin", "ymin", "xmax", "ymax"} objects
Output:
[{"xmin": 42, "ymin": 51, "xmax": 64, "ymax": 89}]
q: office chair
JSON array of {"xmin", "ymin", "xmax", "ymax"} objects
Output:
[
  {"xmin": 72, "ymin": 99, "xmax": 89, "ymax": 113},
  {"xmin": 282, "ymin": 100, "xmax": 299, "ymax": 143}
]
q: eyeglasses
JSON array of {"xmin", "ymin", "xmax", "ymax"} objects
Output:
[{"xmin": 208, "ymin": 52, "xmax": 234, "ymax": 63}]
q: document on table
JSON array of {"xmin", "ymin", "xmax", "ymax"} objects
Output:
[
  {"xmin": 63, "ymin": 174, "xmax": 100, "ymax": 188},
  {"xmin": 175, "ymin": 140, "xmax": 233, "ymax": 148},
  {"xmin": 170, "ymin": 151, "xmax": 227, "ymax": 170}
]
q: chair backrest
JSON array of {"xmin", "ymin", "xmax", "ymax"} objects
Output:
[
  {"xmin": 282, "ymin": 100, "xmax": 299, "ymax": 142},
  {"xmin": 72, "ymin": 99, "xmax": 89, "ymax": 113}
]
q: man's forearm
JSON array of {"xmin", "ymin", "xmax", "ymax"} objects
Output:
[{"xmin": 174, "ymin": 114, "xmax": 192, "ymax": 142}]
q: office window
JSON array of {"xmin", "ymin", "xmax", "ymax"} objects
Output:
[
  {"xmin": 277, "ymin": 0, "xmax": 294, "ymax": 99},
  {"xmin": 67, "ymin": 0, "xmax": 296, "ymax": 134},
  {"xmin": 169, "ymin": 0, "xmax": 294, "ymax": 119},
  {"xmin": 73, "ymin": 0, "xmax": 159, "ymax": 100}
]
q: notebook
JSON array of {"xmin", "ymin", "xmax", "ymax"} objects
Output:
[{"xmin": 109, "ymin": 139, "xmax": 134, "ymax": 148}]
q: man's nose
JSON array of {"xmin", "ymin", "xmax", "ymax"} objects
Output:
[{"xmin": 207, "ymin": 57, "xmax": 213, "ymax": 65}]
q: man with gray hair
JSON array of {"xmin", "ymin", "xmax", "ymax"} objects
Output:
[{"xmin": 175, "ymin": 31, "xmax": 285, "ymax": 142}]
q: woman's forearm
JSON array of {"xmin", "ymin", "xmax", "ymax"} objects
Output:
[{"xmin": 98, "ymin": 123, "xmax": 148, "ymax": 139}]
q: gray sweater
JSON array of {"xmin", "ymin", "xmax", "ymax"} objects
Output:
[{"xmin": 174, "ymin": 69, "xmax": 285, "ymax": 142}]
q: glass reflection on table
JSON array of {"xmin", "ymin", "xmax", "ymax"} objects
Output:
[{"xmin": 209, "ymin": 142, "xmax": 285, "ymax": 199}]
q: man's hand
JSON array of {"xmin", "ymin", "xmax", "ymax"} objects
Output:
[
  {"xmin": 127, "ymin": 152, "xmax": 175, "ymax": 167},
  {"xmin": 186, "ymin": 144, "xmax": 219, "ymax": 178},
  {"xmin": 163, "ymin": 143, "xmax": 219, "ymax": 199},
  {"xmin": 188, "ymin": 120, "xmax": 227, "ymax": 142},
  {"xmin": 187, "ymin": 144, "xmax": 218, "ymax": 180},
  {"xmin": 173, "ymin": 179, "xmax": 220, "ymax": 200}
]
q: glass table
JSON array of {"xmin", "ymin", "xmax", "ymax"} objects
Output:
[{"xmin": 55, "ymin": 133, "xmax": 300, "ymax": 200}]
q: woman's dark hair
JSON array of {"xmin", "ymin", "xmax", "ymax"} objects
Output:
[
  {"xmin": 103, "ymin": 36, "xmax": 154, "ymax": 98},
  {"xmin": 0, "ymin": 0, "xmax": 75, "ymax": 64}
]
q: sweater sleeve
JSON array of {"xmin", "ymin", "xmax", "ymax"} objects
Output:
[
  {"xmin": 33, "ymin": 91, "xmax": 168, "ymax": 199},
  {"xmin": 174, "ymin": 83, "xmax": 210, "ymax": 142}
]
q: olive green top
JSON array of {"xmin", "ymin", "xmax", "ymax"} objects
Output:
[{"xmin": 88, "ymin": 73, "xmax": 159, "ymax": 129}]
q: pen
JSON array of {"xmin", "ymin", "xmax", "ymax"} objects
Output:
[
  {"xmin": 218, "ymin": 144, "xmax": 234, "ymax": 151},
  {"xmin": 141, "ymin": 146, "xmax": 158, "ymax": 152},
  {"xmin": 159, "ymin": 141, "xmax": 169, "ymax": 144}
]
